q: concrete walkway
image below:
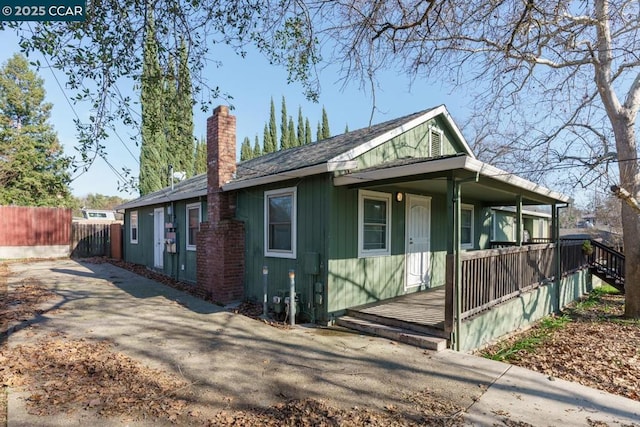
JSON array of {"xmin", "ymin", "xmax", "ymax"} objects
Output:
[{"xmin": 4, "ymin": 260, "xmax": 639, "ymax": 426}]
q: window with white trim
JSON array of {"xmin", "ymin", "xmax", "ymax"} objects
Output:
[
  {"xmin": 264, "ymin": 188, "xmax": 297, "ymax": 258},
  {"xmin": 358, "ymin": 190, "xmax": 392, "ymax": 257},
  {"xmin": 429, "ymin": 126, "xmax": 443, "ymax": 157},
  {"xmin": 186, "ymin": 203, "xmax": 201, "ymax": 251},
  {"xmin": 130, "ymin": 211, "xmax": 138, "ymax": 244},
  {"xmin": 461, "ymin": 204, "xmax": 474, "ymax": 249}
]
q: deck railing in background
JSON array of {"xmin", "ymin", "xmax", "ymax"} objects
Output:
[{"xmin": 446, "ymin": 240, "xmax": 586, "ymax": 322}]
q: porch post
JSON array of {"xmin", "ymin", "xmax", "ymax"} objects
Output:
[
  {"xmin": 516, "ymin": 195, "xmax": 523, "ymax": 246},
  {"xmin": 444, "ymin": 177, "xmax": 455, "ymax": 342},
  {"xmin": 553, "ymin": 203, "xmax": 561, "ymax": 312},
  {"xmin": 453, "ymin": 181, "xmax": 462, "ymax": 351}
]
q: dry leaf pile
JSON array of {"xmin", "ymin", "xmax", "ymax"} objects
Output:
[
  {"xmin": 0, "ymin": 279, "xmax": 56, "ymax": 333},
  {"xmin": 482, "ymin": 292, "xmax": 640, "ymax": 401},
  {"xmin": 208, "ymin": 397, "xmax": 464, "ymax": 427},
  {"xmin": 0, "ymin": 334, "xmax": 191, "ymax": 421}
]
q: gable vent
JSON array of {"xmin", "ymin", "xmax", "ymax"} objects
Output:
[{"xmin": 430, "ymin": 129, "xmax": 442, "ymax": 157}]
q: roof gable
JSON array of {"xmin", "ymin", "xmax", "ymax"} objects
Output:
[{"xmin": 225, "ymin": 105, "xmax": 473, "ymax": 190}]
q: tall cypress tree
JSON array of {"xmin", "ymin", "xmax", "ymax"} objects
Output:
[
  {"xmin": 139, "ymin": 8, "xmax": 167, "ymax": 195},
  {"xmin": 287, "ymin": 116, "xmax": 296, "ymax": 149},
  {"xmin": 163, "ymin": 56, "xmax": 179, "ymax": 171},
  {"xmin": 266, "ymin": 98, "xmax": 277, "ymax": 153},
  {"xmin": 305, "ymin": 118, "xmax": 312, "ymax": 144},
  {"xmin": 240, "ymin": 136, "xmax": 252, "ymax": 161},
  {"xmin": 193, "ymin": 137, "xmax": 207, "ymax": 174},
  {"xmin": 253, "ymin": 135, "xmax": 262, "ymax": 158},
  {"xmin": 263, "ymin": 122, "xmax": 274, "ymax": 153},
  {"xmin": 316, "ymin": 122, "xmax": 322, "ymax": 142},
  {"xmin": 280, "ymin": 96, "xmax": 289, "ymax": 150},
  {"xmin": 321, "ymin": 106, "xmax": 331, "ymax": 139},
  {"xmin": 296, "ymin": 106, "xmax": 304, "ymax": 147},
  {"xmin": 176, "ymin": 39, "xmax": 194, "ymax": 177},
  {"xmin": 344, "ymin": 124, "xmax": 349, "ymax": 133}
]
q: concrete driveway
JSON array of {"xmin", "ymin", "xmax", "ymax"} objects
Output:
[
  {"xmin": 5, "ymin": 259, "xmax": 488, "ymax": 426},
  {"xmin": 5, "ymin": 259, "xmax": 639, "ymax": 426}
]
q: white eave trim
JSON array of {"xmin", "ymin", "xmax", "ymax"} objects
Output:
[
  {"xmin": 329, "ymin": 105, "xmax": 475, "ymax": 163},
  {"xmin": 222, "ymin": 160, "xmax": 358, "ymax": 191},
  {"xmin": 116, "ymin": 189, "xmax": 207, "ymax": 210},
  {"xmin": 463, "ymin": 158, "xmax": 570, "ymax": 203},
  {"xmin": 333, "ymin": 156, "xmax": 570, "ymax": 203}
]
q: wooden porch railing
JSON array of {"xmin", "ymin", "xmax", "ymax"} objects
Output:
[{"xmin": 446, "ymin": 240, "xmax": 586, "ymax": 326}]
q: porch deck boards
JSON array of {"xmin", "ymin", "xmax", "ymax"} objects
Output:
[{"xmin": 350, "ymin": 287, "xmax": 446, "ymax": 329}]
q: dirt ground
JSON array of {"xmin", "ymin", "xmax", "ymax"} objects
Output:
[{"xmin": 0, "ymin": 259, "xmax": 488, "ymax": 426}]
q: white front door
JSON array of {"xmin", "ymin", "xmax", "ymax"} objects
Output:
[
  {"xmin": 154, "ymin": 208, "xmax": 164, "ymax": 269},
  {"xmin": 405, "ymin": 194, "xmax": 431, "ymax": 289}
]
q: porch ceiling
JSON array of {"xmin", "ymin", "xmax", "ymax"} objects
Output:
[{"xmin": 333, "ymin": 156, "xmax": 570, "ymax": 206}]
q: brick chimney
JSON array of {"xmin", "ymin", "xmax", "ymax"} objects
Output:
[{"xmin": 196, "ymin": 105, "xmax": 245, "ymax": 304}]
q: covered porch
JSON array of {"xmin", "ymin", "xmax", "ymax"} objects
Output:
[{"xmin": 334, "ymin": 155, "xmax": 574, "ymax": 350}]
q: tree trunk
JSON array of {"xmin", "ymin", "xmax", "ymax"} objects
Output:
[{"xmin": 612, "ymin": 115, "xmax": 640, "ymax": 318}]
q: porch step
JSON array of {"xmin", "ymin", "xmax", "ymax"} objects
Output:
[
  {"xmin": 336, "ymin": 316, "xmax": 448, "ymax": 352},
  {"xmin": 345, "ymin": 309, "xmax": 449, "ymax": 339}
]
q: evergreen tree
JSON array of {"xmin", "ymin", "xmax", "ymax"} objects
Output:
[
  {"xmin": 263, "ymin": 122, "xmax": 274, "ymax": 153},
  {"xmin": 305, "ymin": 118, "xmax": 312, "ymax": 144},
  {"xmin": 139, "ymin": 10, "xmax": 167, "ymax": 195},
  {"xmin": 296, "ymin": 106, "xmax": 304, "ymax": 147},
  {"xmin": 316, "ymin": 122, "xmax": 322, "ymax": 141},
  {"xmin": 321, "ymin": 106, "xmax": 331, "ymax": 139},
  {"xmin": 0, "ymin": 54, "xmax": 72, "ymax": 206},
  {"xmin": 266, "ymin": 99, "xmax": 277, "ymax": 153},
  {"xmin": 287, "ymin": 116, "xmax": 296, "ymax": 149},
  {"xmin": 176, "ymin": 39, "xmax": 194, "ymax": 177},
  {"xmin": 253, "ymin": 135, "xmax": 262, "ymax": 158},
  {"xmin": 163, "ymin": 56, "xmax": 179, "ymax": 171},
  {"xmin": 280, "ymin": 96, "xmax": 289, "ymax": 150},
  {"xmin": 240, "ymin": 136, "xmax": 253, "ymax": 161},
  {"xmin": 194, "ymin": 137, "xmax": 207, "ymax": 174},
  {"xmin": 345, "ymin": 124, "xmax": 349, "ymax": 133}
]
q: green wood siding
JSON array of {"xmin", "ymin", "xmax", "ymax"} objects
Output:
[
  {"xmin": 237, "ymin": 175, "xmax": 330, "ymax": 322},
  {"xmin": 357, "ymin": 117, "xmax": 465, "ymax": 169},
  {"xmin": 122, "ymin": 198, "xmax": 206, "ymax": 283}
]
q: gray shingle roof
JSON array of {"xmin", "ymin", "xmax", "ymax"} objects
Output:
[
  {"xmin": 116, "ymin": 173, "xmax": 207, "ymax": 210},
  {"xmin": 116, "ymin": 106, "xmax": 438, "ymax": 210},
  {"xmin": 234, "ymin": 107, "xmax": 436, "ymax": 182}
]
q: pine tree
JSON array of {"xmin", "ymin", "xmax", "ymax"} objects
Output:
[
  {"xmin": 321, "ymin": 106, "xmax": 331, "ymax": 139},
  {"xmin": 139, "ymin": 9, "xmax": 167, "ymax": 195},
  {"xmin": 344, "ymin": 124, "xmax": 349, "ymax": 133},
  {"xmin": 240, "ymin": 136, "xmax": 253, "ymax": 161},
  {"xmin": 296, "ymin": 106, "xmax": 304, "ymax": 147},
  {"xmin": 176, "ymin": 39, "xmax": 194, "ymax": 177},
  {"xmin": 194, "ymin": 137, "xmax": 207, "ymax": 174},
  {"xmin": 316, "ymin": 122, "xmax": 322, "ymax": 142},
  {"xmin": 267, "ymin": 99, "xmax": 277, "ymax": 153},
  {"xmin": 305, "ymin": 118, "xmax": 312, "ymax": 144},
  {"xmin": 0, "ymin": 54, "xmax": 72, "ymax": 206},
  {"xmin": 253, "ymin": 135, "xmax": 262, "ymax": 158},
  {"xmin": 280, "ymin": 96, "xmax": 289, "ymax": 150}
]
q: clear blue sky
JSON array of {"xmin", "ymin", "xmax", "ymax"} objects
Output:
[{"xmin": 1, "ymin": 29, "xmax": 473, "ymax": 198}]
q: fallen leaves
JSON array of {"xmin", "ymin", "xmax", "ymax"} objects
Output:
[
  {"xmin": 0, "ymin": 278, "xmax": 56, "ymax": 334},
  {"xmin": 481, "ymin": 291, "xmax": 640, "ymax": 402},
  {"xmin": 0, "ymin": 334, "xmax": 191, "ymax": 420}
]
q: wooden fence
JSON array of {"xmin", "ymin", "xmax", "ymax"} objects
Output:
[
  {"xmin": 447, "ymin": 240, "xmax": 586, "ymax": 321},
  {"xmin": 0, "ymin": 206, "xmax": 71, "ymax": 246},
  {"xmin": 70, "ymin": 222, "xmax": 123, "ymax": 258}
]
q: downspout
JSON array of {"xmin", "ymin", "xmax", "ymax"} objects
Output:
[{"xmin": 453, "ymin": 173, "xmax": 479, "ymax": 351}]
